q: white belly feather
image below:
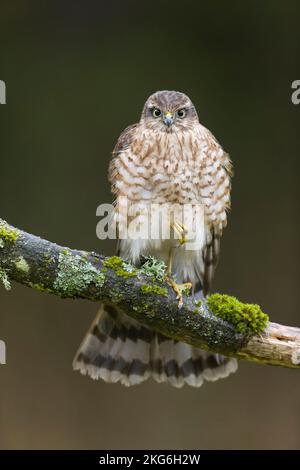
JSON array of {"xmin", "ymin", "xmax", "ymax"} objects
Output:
[{"xmin": 116, "ymin": 128, "xmax": 213, "ymax": 285}]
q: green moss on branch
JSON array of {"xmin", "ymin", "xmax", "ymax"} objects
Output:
[
  {"xmin": 0, "ymin": 220, "xmax": 19, "ymax": 246},
  {"xmin": 28, "ymin": 282, "xmax": 53, "ymax": 293},
  {"xmin": 140, "ymin": 284, "xmax": 168, "ymax": 296},
  {"xmin": 207, "ymin": 293, "xmax": 268, "ymax": 335},
  {"xmin": 15, "ymin": 257, "xmax": 30, "ymax": 274},
  {"xmin": 103, "ymin": 256, "xmax": 137, "ymax": 278}
]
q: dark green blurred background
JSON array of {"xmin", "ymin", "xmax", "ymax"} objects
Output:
[{"xmin": 0, "ymin": 0, "xmax": 299, "ymax": 450}]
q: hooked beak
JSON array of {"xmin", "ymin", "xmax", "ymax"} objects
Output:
[{"xmin": 163, "ymin": 112, "xmax": 174, "ymax": 127}]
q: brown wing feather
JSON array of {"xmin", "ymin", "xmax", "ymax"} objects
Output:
[
  {"xmin": 109, "ymin": 123, "xmax": 139, "ymax": 256},
  {"xmin": 108, "ymin": 123, "xmax": 138, "ymax": 184},
  {"xmin": 200, "ymin": 131, "xmax": 232, "ymax": 295},
  {"xmin": 202, "ymin": 230, "xmax": 221, "ymax": 296}
]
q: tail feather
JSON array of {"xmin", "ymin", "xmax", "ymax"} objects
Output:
[
  {"xmin": 73, "ymin": 304, "xmax": 238, "ymax": 387},
  {"xmin": 73, "ymin": 305, "xmax": 152, "ymax": 386}
]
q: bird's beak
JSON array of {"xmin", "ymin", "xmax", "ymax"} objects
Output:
[{"xmin": 163, "ymin": 112, "xmax": 174, "ymax": 127}]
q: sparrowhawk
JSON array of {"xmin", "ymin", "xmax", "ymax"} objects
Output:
[{"xmin": 73, "ymin": 90, "xmax": 237, "ymax": 387}]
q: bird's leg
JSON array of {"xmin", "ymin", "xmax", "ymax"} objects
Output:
[
  {"xmin": 165, "ymin": 246, "xmax": 192, "ymax": 308},
  {"xmin": 168, "ymin": 279, "xmax": 193, "ymax": 308},
  {"xmin": 167, "ymin": 246, "xmax": 174, "ymax": 275}
]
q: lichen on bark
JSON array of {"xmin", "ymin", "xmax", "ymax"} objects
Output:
[{"xmin": 54, "ymin": 249, "xmax": 106, "ymax": 297}]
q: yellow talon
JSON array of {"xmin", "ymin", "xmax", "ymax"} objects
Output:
[
  {"xmin": 171, "ymin": 221, "xmax": 187, "ymax": 246},
  {"xmin": 166, "ymin": 277, "xmax": 192, "ymax": 308},
  {"xmin": 166, "ymin": 240, "xmax": 192, "ymax": 307}
]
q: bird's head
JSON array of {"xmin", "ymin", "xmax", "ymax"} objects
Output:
[{"xmin": 141, "ymin": 90, "xmax": 198, "ymax": 132}]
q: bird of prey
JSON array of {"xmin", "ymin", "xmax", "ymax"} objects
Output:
[{"xmin": 73, "ymin": 90, "xmax": 237, "ymax": 387}]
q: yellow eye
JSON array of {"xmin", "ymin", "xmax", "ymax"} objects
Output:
[
  {"xmin": 176, "ymin": 108, "xmax": 186, "ymax": 118},
  {"xmin": 152, "ymin": 107, "xmax": 161, "ymax": 118}
]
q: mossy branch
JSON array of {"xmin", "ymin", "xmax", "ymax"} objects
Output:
[{"xmin": 0, "ymin": 218, "xmax": 300, "ymax": 369}]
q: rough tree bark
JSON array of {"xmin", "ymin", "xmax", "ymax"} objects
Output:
[{"xmin": 0, "ymin": 218, "xmax": 300, "ymax": 369}]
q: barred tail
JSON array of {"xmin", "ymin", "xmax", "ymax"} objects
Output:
[{"xmin": 73, "ymin": 304, "xmax": 238, "ymax": 387}]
